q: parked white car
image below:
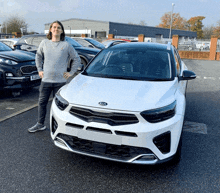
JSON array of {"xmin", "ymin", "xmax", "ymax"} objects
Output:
[{"xmin": 50, "ymin": 42, "xmax": 196, "ymax": 165}]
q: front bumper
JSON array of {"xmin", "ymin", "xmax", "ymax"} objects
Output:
[
  {"xmin": 50, "ymin": 100, "xmax": 184, "ymax": 165},
  {"xmin": 3, "ymin": 75, "xmax": 41, "ymax": 90}
]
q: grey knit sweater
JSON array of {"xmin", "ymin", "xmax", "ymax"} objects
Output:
[{"xmin": 36, "ymin": 39, "xmax": 81, "ymax": 83}]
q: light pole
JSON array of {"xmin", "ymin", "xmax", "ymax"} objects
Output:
[
  {"xmin": 114, "ymin": 29, "xmax": 117, "ymax": 38},
  {"xmin": 20, "ymin": 28, "xmax": 23, "ymax": 36},
  {"xmin": 68, "ymin": 26, "xmax": 71, "ymax": 37},
  {"xmin": 169, "ymin": 3, "xmax": 175, "ymax": 40}
]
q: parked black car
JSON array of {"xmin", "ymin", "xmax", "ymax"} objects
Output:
[
  {"xmin": 0, "ymin": 42, "xmax": 41, "ymax": 94},
  {"xmin": 14, "ymin": 35, "xmax": 100, "ymax": 67}
]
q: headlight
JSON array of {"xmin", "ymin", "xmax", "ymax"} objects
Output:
[
  {"xmin": 140, "ymin": 101, "xmax": 176, "ymax": 123},
  {"xmin": 0, "ymin": 58, "xmax": 18, "ymax": 65},
  {"xmin": 55, "ymin": 91, "xmax": 69, "ymax": 111}
]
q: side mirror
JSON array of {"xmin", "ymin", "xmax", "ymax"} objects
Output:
[
  {"xmin": 179, "ymin": 70, "xmax": 196, "ymax": 81},
  {"xmin": 77, "ymin": 65, "xmax": 84, "ymax": 72},
  {"xmin": 14, "ymin": 45, "xmax": 21, "ymax": 50}
]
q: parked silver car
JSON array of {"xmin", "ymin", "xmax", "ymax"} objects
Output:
[
  {"xmin": 0, "ymin": 38, "xmax": 20, "ymax": 49},
  {"xmin": 72, "ymin": 37, "xmax": 105, "ymax": 50},
  {"xmin": 102, "ymin": 40, "xmax": 128, "ymax": 48}
]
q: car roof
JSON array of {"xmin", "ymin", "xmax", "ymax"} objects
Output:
[
  {"xmin": 108, "ymin": 42, "xmax": 172, "ymax": 51},
  {"xmin": 0, "ymin": 38, "xmax": 20, "ymax": 41},
  {"xmin": 19, "ymin": 34, "xmax": 46, "ymax": 39}
]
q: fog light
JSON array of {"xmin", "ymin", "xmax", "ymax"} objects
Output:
[
  {"xmin": 138, "ymin": 155, "xmax": 157, "ymax": 161},
  {"xmin": 56, "ymin": 138, "xmax": 67, "ymax": 147},
  {"xmin": 6, "ymin": 73, "xmax": 13, "ymax": 77}
]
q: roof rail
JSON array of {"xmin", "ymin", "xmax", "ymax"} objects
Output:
[{"xmin": 167, "ymin": 42, "xmax": 171, "ymax": 50}]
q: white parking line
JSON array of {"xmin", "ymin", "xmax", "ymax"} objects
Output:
[
  {"xmin": 204, "ymin": 77, "xmax": 216, "ymax": 80},
  {"xmin": 6, "ymin": 107, "xmax": 15, "ymax": 110},
  {"xmin": 183, "ymin": 121, "xmax": 207, "ymax": 134},
  {"xmin": 194, "ymin": 76, "xmax": 220, "ymax": 80},
  {"xmin": 0, "ymin": 98, "xmax": 53, "ymax": 123}
]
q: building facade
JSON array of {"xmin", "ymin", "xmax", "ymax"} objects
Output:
[{"xmin": 44, "ymin": 18, "xmax": 197, "ymax": 40}]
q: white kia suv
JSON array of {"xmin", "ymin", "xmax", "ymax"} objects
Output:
[{"xmin": 50, "ymin": 42, "xmax": 196, "ymax": 165}]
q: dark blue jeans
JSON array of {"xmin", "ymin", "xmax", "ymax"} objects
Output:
[{"xmin": 38, "ymin": 82, "xmax": 65, "ymax": 125}]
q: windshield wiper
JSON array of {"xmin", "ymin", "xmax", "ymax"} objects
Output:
[
  {"xmin": 146, "ymin": 78, "xmax": 171, "ymax": 81},
  {"xmin": 82, "ymin": 73, "xmax": 171, "ymax": 81}
]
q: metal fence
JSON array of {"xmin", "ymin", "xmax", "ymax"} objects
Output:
[
  {"xmin": 178, "ymin": 39, "xmax": 211, "ymax": 52},
  {"xmin": 0, "ymin": 33, "xmax": 15, "ymax": 39}
]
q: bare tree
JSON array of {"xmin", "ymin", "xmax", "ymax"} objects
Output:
[
  {"xmin": 139, "ymin": 20, "xmax": 147, "ymax": 26},
  {"xmin": 2, "ymin": 15, "xmax": 28, "ymax": 34},
  {"xmin": 128, "ymin": 22, "xmax": 135, "ymax": 25},
  {"xmin": 203, "ymin": 25, "xmax": 214, "ymax": 39}
]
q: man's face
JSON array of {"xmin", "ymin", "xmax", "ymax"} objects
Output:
[{"xmin": 50, "ymin": 23, "xmax": 63, "ymax": 37}]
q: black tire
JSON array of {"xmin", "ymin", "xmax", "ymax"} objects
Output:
[{"xmin": 169, "ymin": 133, "xmax": 182, "ymax": 165}]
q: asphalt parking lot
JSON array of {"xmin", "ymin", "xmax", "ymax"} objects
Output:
[
  {"xmin": 0, "ymin": 87, "xmax": 53, "ymax": 123},
  {"xmin": 0, "ymin": 88, "xmax": 39, "ymax": 121}
]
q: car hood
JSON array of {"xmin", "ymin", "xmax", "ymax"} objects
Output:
[
  {"xmin": 61, "ymin": 74, "xmax": 178, "ymax": 112},
  {"xmin": 0, "ymin": 50, "xmax": 35, "ymax": 62},
  {"xmin": 74, "ymin": 46, "xmax": 100, "ymax": 54}
]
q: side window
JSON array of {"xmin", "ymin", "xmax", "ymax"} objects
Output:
[
  {"xmin": 9, "ymin": 42, "xmax": 14, "ymax": 47},
  {"xmin": 24, "ymin": 37, "xmax": 33, "ymax": 45},
  {"xmin": 174, "ymin": 49, "xmax": 181, "ymax": 76},
  {"xmin": 32, "ymin": 37, "xmax": 46, "ymax": 47}
]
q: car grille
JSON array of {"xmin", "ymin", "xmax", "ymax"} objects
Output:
[
  {"xmin": 69, "ymin": 106, "xmax": 139, "ymax": 126},
  {"xmin": 57, "ymin": 133, "xmax": 152, "ymax": 161},
  {"xmin": 20, "ymin": 65, "xmax": 37, "ymax": 74}
]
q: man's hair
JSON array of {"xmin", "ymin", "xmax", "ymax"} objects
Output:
[{"xmin": 47, "ymin": 20, "xmax": 65, "ymax": 41}]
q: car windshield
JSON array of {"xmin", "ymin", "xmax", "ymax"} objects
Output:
[
  {"xmin": 85, "ymin": 38, "xmax": 105, "ymax": 49},
  {"xmin": 0, "ymin": 42, "xmax": 13, "ymax": 51},
  {"xmin": 83, "ymin": 48, "xmax": 172, "ymax": 81},
  {"xmin": 65, "ymin": 37, "xmax": 82, "ymax": 47},
  {"xmin": 74, "ymin": 38, "xmax": 91, "ymax": 47}
]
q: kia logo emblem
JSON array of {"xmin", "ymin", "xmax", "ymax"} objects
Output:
[{"xmin": 98, "ymin": 102, "xmax": 108, "ymax": 106}]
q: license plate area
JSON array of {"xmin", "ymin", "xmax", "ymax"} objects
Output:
[
  {"xmin": 77, "ymin": 129, "xmax": 122, "ymax": 145},
  {"xmin": 30, "ymin": 74, "xmax": 40, "ymax": 81}
]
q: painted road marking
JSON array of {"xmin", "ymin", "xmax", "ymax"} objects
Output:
[
  {"xmin": 194, "ymin": 76, "xmax": 220, "ymax": 80},
  {"xmin": 183, "ymin": 121, "xmax": 207, "ymax": 134},
  {"xmin": 0, "ymin": 98, "xmax": 53, "ymax": 123},
  {"xmin": 204, "ymin": 77, "xmax": 216, "ymax": 80}
]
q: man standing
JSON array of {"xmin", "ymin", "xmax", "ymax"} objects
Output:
[{"xmin": 28, "ymin": 20, "xmax": 81, "ymax": 132}]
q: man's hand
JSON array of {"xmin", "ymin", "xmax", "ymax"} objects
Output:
[
  {"xmin": 63, "ymin": 72, "xmax": 71, "ymax": 79},
  {"xmin": 38, "ymin": 71, "xmax": 44, "ymax": 79}
]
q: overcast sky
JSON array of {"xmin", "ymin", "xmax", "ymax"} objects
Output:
[{"xmin": 1, "ymin": 0, "xmax": 219, "ymax": 33}]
